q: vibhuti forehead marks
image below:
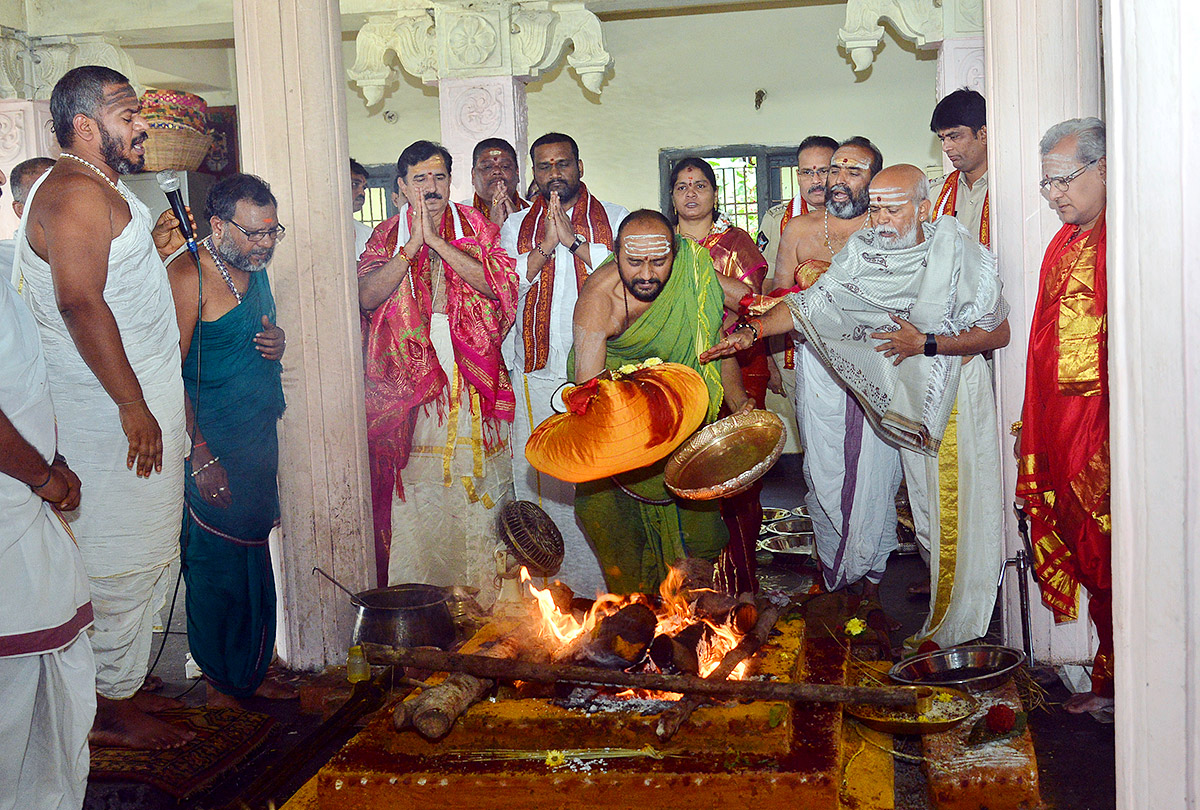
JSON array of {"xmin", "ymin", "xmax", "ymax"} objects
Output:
[
  {"xmin": 1042, "ymin": 153, "xmax": 1083, "ymax": 178},
  {"xmin": 103, "ymin": 84, "xmax": 138, "ymax": 107},
  {"xmin": 868, "ymin": 186, "xmax": 911, "ymax": 206},
  {"xmin": 831, "ymin": 155, "xmax": 871, "ymax": 171},
  {"xmin": 622, "ymin": 233, "xmax": 672, "ymax": 259}
]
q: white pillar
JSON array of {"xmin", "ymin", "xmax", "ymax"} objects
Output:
[
  {"xmin": 233, "ymin": 0, "xmax": 374, "ymax": 669},
  {"xmin": 437, "ymin": 75, "xmax": 529, "ymax": 202},
  {"xmin": 0, "ymin": 99, "xmax": 59, "ymax": 239},
  {"xmin": 983, "ymin": 0, "xmax": 1102, "ymax": 665},
  {"xmin": 1106, "ymin": 1, "xmax": 1200, "ymax": 805}
]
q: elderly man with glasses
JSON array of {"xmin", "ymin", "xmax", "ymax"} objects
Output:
[
  {"xmin": 166, "ymin": 172, "xmax": 294, "ymax": 709},
  {"xmin": 1016, "ymin": 117, "xmax": 1113, "ymax": 715}
]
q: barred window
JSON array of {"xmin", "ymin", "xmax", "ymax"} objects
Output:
[
  {"xmin": 353, "ymin": 164, "xmax": 400, "ymax": 230},
  {"xmin": 659, "ymin": 146, "xmax": 801, "ymax": 235}
]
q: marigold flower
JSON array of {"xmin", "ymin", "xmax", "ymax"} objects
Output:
[{"xmin": 844, "ymin": 618, "xmax": 867, "ymax": 637}]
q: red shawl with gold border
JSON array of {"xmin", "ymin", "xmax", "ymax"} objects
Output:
[
  {"xmin": 1017, "ymin": 213, "xmax": 1109, "ymax": 622},
  {"xmin": 358, "ymin": 203, "xmax": 517, "ymax": 584},
  {"xmin": 517, "ymin": 183, "xmax": 613, "ymax": 372}
]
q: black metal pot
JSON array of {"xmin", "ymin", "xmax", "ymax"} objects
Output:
[{"xmin": 348, "ymin": 584, "xmax": 456, "ymax": 650}]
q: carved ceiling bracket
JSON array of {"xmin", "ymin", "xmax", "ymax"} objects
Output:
[
  {"xmin": 839, "ymin": 0, "xmax": 943, "ymax": 72},
  {"xmin": 349, "ymin": 0, "xmax": 612, "ymax": 106},
  {"xmin": 0, "ymin": 29, "xmax": 142, "ymax": 101}
]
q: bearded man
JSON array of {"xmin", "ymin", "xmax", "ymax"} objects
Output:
[
  {"xmin": 501, "ymin": 132, "xmax": 628, "ymax": 597},
  {"xmin": 929, "ymin": 89, "xmax": 990, "ymax": 247},
  {"xmin": 571, "ymin": 210, "xmax": 750, "ymax": 594},
  {"xmin": 764, "ymin": 137, "xmax": 904, "ymax": 603},
  {"xmin": 468, "ymin": 138, "xmax": 528, "ymax": 226},
  {"xmin": 1018, "ymin": 118, "xmax": 1111, "ymax": 714},
  {"xmin": 359, "ymin": 140, "xmax": 518, "ymax": 604},
  {"xmin": 708, "ymin": 166, "xmax": 1009, "ymax": 646},
  {"xmin": 166, "ymin": 174, "xmax": 292, "ymax": 709},
  {"xmin": 16, "ymin": 65, "xmax": 194, "ymax": 749}
]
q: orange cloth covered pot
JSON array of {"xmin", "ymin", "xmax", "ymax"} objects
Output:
[{"xmin": 525, "ymin": 361, "xmax": 709, "ymax": 483}]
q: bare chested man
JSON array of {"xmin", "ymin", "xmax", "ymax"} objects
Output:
[
  {"xmin": 18, "ymin": 66, "xmax": 195, "ymax": 748},
  {"xmin": 763, "ymin": 137, "xmax": 905, "ymax": 606},
  {"xmin": 571, "ymin": 209, "xmax": 750, "ymax": 593}
]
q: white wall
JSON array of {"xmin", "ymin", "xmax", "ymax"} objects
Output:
[{"xmin": 343, "ymin": 4, "xmax": 943, "ymax": 207}]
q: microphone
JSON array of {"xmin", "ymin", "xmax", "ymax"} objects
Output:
[{"xmin": 156, "ymin": 170, "xmax": 198, "ymax": 256}]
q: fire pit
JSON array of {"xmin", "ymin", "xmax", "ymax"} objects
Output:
[{"xmin": 317, "ymin": 567, "xmax": 865, "ymax": 809}]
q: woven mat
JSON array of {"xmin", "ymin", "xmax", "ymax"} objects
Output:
[{"xmin": 89, "ymin": 706, "xmax": 275, "ymax": 799}]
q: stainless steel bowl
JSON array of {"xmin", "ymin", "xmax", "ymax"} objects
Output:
[
  {"xmin": 761, "ymin": 506, "xmax": 792, "ymax": 523},
  {"xmin": 888, "ymin": 644, "xmax": 1026, "ymax": 692},
  {"xmin": 769, "ymin": 517, "xmax": 814, "ymax": 535},
  {"xmin": 758, "ymin": 531, "xmax": 815, "ymax": 558}
]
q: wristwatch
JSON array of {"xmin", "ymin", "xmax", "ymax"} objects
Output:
[
  {"xmin": 568, "ymin": 234, "xmax": 587, "ymax": 254},
  {"xmin": 923, "ymin": 333, "xmax": 938, "ymax": 357}
]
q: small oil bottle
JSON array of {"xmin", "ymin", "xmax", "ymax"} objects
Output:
[{"xmin": 346, "ymin": 644, "xmax": 370, "ymax": 683}]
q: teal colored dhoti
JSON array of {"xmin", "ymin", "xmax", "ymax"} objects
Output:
[{"xmin": 180, "ymin": 270, "xmax": 285, "ymax": 699}]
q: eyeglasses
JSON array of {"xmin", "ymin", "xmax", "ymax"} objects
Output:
[
  {"xmin": 799, "ymin": 167, "xmax": 830, "ymax": 180},
  {"xmin": 228, "ymin": 220, "xmax": 287, "ymax": 243},
  {"xmin": 1039, "ymin": 159, "xmax": 1099, "ymax": 197}
]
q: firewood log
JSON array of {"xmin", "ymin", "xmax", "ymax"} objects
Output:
[{"xmin": 390, "ymin": 634, "xmax": 524, "ymax": 740}]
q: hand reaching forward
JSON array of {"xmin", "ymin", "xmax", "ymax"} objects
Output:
[{"xmin": 698, "ymin": 327, "xmax": 756, "ymax": 364}]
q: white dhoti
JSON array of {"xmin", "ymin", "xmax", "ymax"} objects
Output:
[
  {"xmin": 0, "ymin": 270, "xmax": 95, "ymax": 810},
  {"xmin": 388, "ymin": 314, "xmax": 514, "ymax": 607},
  {"xmin": 794, "ymin": 343, "xmax": 902, "ymax": 590},
  {"xmin": 87, "ymin": 563, "xmax": 174, "ymax": 699},
  {"xmin": 14, "ymin": 174, "xmax": 187, "ymax": 697},
  {"xmin": 0, "ymin": 634, "xmax": 95, "ymax": 810},
  {"xmin": 902, "ymin": 356, "xmax": 1004, "ymax": 647}
]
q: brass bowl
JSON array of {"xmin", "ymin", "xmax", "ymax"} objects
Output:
[
  {"xmin": 845, "ymin": 686, "xmax": 978, "ymax": 735},
  {"xmin": 664, "ymin": 410, "xmax": 787, "ymax": 500}
]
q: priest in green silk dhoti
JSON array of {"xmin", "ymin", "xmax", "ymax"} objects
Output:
[
  {"xmin": 167, "ymin": 174, "xmax": 288, "ymax": 707},
  {"xmin": 569, "ymin": 209, "xmax": 753, "ymax": 593}
]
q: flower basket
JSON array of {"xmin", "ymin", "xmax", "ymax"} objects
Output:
[{"xmin": 142, "ymin": 124, "xmax": 213, "ymax": 172}]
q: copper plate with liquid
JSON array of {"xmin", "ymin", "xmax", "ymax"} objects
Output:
[{"xmin": 664, "ymin": 410, "xmax": 787, "ymax": 500}]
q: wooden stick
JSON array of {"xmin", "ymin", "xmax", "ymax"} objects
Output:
[
  {"xmin": 655, "ymin": 603, "xmax": 780, "ymax": 741},
  {"xmin": 362, "ymin": 641, "xmax": 916, "ymax": 709},
  {"xmin": 392, "ymin": 634, "xmax": 524, "ymax": 740}
]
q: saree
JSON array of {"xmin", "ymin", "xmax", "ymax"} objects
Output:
[
  {"xmin": 180, "ymin": 270, "xmax": 285, "ymax": 698},
  {"xmin": 574, "ymin": 238, "xmax": 728, "ymax": 593}
]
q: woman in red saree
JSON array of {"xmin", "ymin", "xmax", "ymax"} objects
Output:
[{"xmin": 669, "ymin": 157, "xmax": 769, "ymax": 594}]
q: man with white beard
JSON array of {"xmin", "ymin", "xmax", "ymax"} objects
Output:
[{"xmin": 705, "ymin": 164, "xmax": 1010, "ymax": 649}]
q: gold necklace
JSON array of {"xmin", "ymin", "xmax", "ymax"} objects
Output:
[
  {"xmin": 823, "ymin": 209, "xmax": 835, "ymax": 256},
  {"xmin": 61, "ymin": 152, "xmax": 130, "ymax": 202}
]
